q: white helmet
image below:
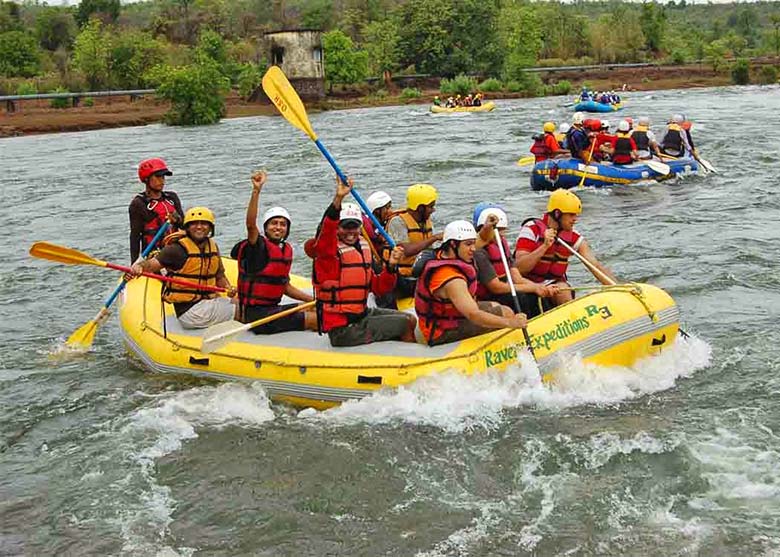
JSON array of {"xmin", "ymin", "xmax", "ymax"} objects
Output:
[
  {"xmin": 366, "ymin": 191, "xmax": 392, "ymax": 213},
  {"xmin": 617, "ymin": 120, "xmax": 630, "ymax": 132},
  {"xmin": 559, "ymin": 123, "xmax": 570, "ymax": 133},
  {"xmin": 671, "ymin": 114, "xmax": 684, "ymax": 124},
  {"xmin": 262, "ymin": 206, "xmax": 291, "ymax": 227},
  {"xmin": 476, "ymin": 207, "xmax": 508, "ymax": 229},
  {"xmin": 572, "ymin": 112, "xmax": 585, "ymax": 125},
  {"xmin": 339, "ymin": 202, "xmax": 362, "ymax": 225},
  {"xmin": 638, "ymin": 116, "xmax": 650, "ymax": 126},
  {"xmin": 442, "ymin": 220, "xmax": 477, "ymax": 243},
  {"xmin": 600, "ymin": 119, "xmax": 610, "ymax": 129}
]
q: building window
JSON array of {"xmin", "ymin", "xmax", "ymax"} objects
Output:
[
  {"xmin": 271, "ymin": 46, "xmax": 284, "ymax": 66},
  {"xmin": 312, "ymin": 48, "xmax": 322, "ymax": 62}
]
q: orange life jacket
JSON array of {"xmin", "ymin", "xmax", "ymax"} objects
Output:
[
  {"xmin": 235, "ymin": 237, "xmax": 292, "ymax": 309},
  {"xmin": 314, "ymin": 238, "xmax": 373, "ymax": 317},
  {"xmin": 415, "ymin": 255, "xmax": 477, "ymax": 345},
  {"xmin": 162, "ymin": 234, "xmax": 220, "ymax": 304},
  {"xmin": 388, "ymin": 210, "xmax": 433, "ymax": 276}
]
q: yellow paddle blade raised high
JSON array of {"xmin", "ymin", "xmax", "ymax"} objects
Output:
[
  {"xmin": 29, "ymin": 241, "xmax": 108, "ymax": 267},
  {"xmin": 262, "ymin": 66, "xmax": 317, "ymax": 140}
]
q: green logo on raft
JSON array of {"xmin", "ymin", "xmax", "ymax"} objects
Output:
[{"xmin": 482, "ymin": 304, "xmax": 613, "ymax": 367}]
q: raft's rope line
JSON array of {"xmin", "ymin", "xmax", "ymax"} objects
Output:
[{"xmin": 136, "ymin": 279, "xmax": 666, "ymax": 371}]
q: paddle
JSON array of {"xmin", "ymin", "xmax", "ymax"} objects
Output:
[
  {"xmin": 29, "ymin": 241, "xmax": 226, "ymax": 293},
  {"xmin": 646, "ymin": 160, "xmax": 671, "ymax": 176},
  {"xmin": 516, "ymin": 155, "xmax": 536, "ymax": 167},
  {"xmin": 494, "ymin": 228, "xmax": 536, "ymax": 361},
  {"xmin": 201, "ymin": 301, "xmax": 316, "ymax": 354},
  {"xmin": 66, "ymin": 222, "xmax": 171, "ymax": 349},
  {"xmin": 555, "ymin": 237, "xmax": 690, "ymax": 339},
  {"xmin": 261, "ymin": 66, "xmax": 395, "ymax": 249},
  {"xmin": 577, "ymin": 138, "xmax": 598, "ymax": 189},
  {"xmin": 695, "ymin": 155, "xmax": 716, "ymax": 173}
]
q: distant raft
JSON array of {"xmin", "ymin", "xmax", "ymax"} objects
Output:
[
  {"xmin": 531, "ymin": 157, "xmax": 699, "ymax": 190},
  {"xmin": 574, "ymin": 100, "xmax": 622, "ymax": 113},
  {"xmin": 120, "ymin": 259, "xmax": 680, "ymax": 410},
  {"xmin": 430, "ymin": 101, "xmax": 496, "ymax": 113}
]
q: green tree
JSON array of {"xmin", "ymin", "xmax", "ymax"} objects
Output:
[
  {"xmin": 72, "ymin": 18, "xmax": 111, "ymax": 89},
  {"xmin": 498, "ymin": 2, "xmax": 543, "ymax": 81},
  {"xmin": 196, "ymin": 28, "xmax": 227, "ymax": 66},
  {"xmin": 362, "ymin": 18, "xmax": 400, "ymax": 75},
  {"xmin": 109, "ymin": 30, "xmax": 165, "ymax": 89},
  {"xmin": 35, "ymin": 6, "xmax": 77, "ymax": 51},
  {"xmin": 0, "ymin": 30, "xmax": 40, "ymax": 77},
  {"xmin": 765, "ymin": 14, "xmax": 780, "ymax": 57},
  {"xmin": 731, "ymin": 57, "xmax": 750, "ymax": 85},
  {"xmin": 322, "ymin": 29, "xmax": 368, "ymax": 87},
  {"xmin": 75, "ymin": 0, "xmax": 120, "ymax": 27},
  {"xmin": 640, "ymin": 2, "xmax": 666, "ymax": 54},
  {"xmin": 0, "ymin": 1, "xmax": 22, "ymax": 33},
  {"xmin": 704, "ymin": 38, "xmax": 728, "ymax": 72},
  {"xmin": 149, "ymin": 60, "xmax": 230, "ymax": 125}
]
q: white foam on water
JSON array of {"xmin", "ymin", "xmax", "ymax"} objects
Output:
[
  {"xmin": 308, "ymin": 335, "xmax": 711, "ymax": 433},
  {"xmin": 689, "ymin": 426, "xmax": 780, "ymax": 503},
  {"xmin": 646, "ymin": 498, "xmax": 711, "ymax": 554},
  {"xmin": 561, "ymin": 430, "xmax": 682, "ymax": 471},
  {"xmin": 110, "ymin": 382, "xmax": 275, "ymax": 556}
]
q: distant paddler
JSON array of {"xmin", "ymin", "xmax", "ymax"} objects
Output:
[{"xmin": 128, "ymin": 158, "xmax": 183, "ymax": 263}]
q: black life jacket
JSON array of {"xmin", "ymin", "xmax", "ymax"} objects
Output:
[
  {"xmin": 662, "ymin": 126, "xmax": 683, "ymax": 155},
  {"xmin": 632, "ymin": 129, "xmax": 649, "ymax": 151},
  {"xmin": 612, "ymin": 134, "xmax": 634, "ymax": 164}
]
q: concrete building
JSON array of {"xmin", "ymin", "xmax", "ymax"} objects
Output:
[{"xmin": 262, "ymin": 29, "xmax": 324, "ymax": 99}]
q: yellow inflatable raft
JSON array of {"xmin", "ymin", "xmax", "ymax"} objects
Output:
[
  {"xmin": 430, "ymin": 101, "xmax": 496, "ymax": 113},
  {"xmin": 119, "ymin": 258, "xmax": 679, "ymax": 410}
]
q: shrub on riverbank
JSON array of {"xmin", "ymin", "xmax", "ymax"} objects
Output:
[
  {"xmin": 49, "ymin": 87, "xmax": 69, "ymax": 108},
  {"xmin": 731, "ymin": 58, "xmax": 750, "ymax": 85},
  {"xmin": 757, "ymin": 65, "xmax": 777, "ymax": 85},
  {"xmin": 400, "ymin": 87, "xmax": 421, "ymax": 99},
  {"xmin": 149, "ymin": 61, "xmax": 230, "ymax": 125},
  {"xmin": 478, "ymin": 78, "xmax": 502, "ymax": 92},
  {"xmin": 440, "ymin": 75, "xmax": 478, "ymax": 96}
]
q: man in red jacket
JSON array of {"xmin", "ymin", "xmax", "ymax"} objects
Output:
[{"xmin": 311, "ymin": 177, "xmax": 417, "ymax": 347}]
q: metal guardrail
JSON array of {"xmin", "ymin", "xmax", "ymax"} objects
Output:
[
  {"xmin": 522, "ymin": 62, "xmax": 657, "ymax": 73},
  {"xmin": 1, "ymin": 89, "xmax": 156, "ymax": 112}
]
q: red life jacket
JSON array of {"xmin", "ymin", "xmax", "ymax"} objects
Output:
[
  {"xmin": 314, "ymin": 238, "xmax": 373, "ymax": 330},
  {"xmin": 475, "ymin": 237, "xmax": 512, "ymax": 300},
  {"xmin": 415, "ymin": 255, "xmax": 478, "ymax": 345},
  {"xmin": 516, "ymin": 217, "xmax": 580, "ymax": 283},
  {"xmin": 530, "ymin": 135, "xmax": 551, "ymax": 161},
  {"xmin": 235, "ymin": 237, "xmax": 293, "ymax": 309},
  {"xmin": 137, "ymin": 192, "xmax": 177, "ymax": 248}
]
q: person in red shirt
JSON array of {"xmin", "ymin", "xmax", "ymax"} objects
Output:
[
  {"xmin": 592, "ymin": 120, "xmax": 616, "ymax": 162},
  {"xmin": 530, "ymin": 122, "xmax": 569, "ymax": 162},
  {"xmin": 514, "ymin": 189, "xmax": 617, "ymax": 307},
  {"xmin": 311, "ymin": 177, "xmax": 416, "ymax": 347}
]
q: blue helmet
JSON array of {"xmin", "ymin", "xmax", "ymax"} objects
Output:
[{"xmin": 472, "ymin": 201, "xmax": 503, "ymax": 227}]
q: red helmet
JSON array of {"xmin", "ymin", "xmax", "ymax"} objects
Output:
[
  {"xmin": 138, "ymin": 158, "xmax": 172, "ymax": 183},
  {"xmin": 625, "ymin": 117, "xmax": 634, "ymax": 128}
]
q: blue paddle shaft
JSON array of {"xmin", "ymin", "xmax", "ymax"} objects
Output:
[
  {"xmin": 103, "ymin": 221, "xmax": 171, "ymax": 308},
  {"xmin": 313, "ymin": 139, "xmax": 396, "ymax": 249}
]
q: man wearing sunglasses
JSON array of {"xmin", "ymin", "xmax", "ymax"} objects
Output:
[
  {"xmin": 310, "ymin": 177, "xmax": 417, "ymax": 347},
  {"xmin": 129, "ymin": 157, "xmax": 183, "ymax": 262}
]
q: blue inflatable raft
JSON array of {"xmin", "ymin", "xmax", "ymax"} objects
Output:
[
  {"xmin": 574, "ymin": 100, "xmax": 622, "ymax": 113},
  {"xmin": 531, "ymin": 157, "xmax": 699, "ymax": 190}
]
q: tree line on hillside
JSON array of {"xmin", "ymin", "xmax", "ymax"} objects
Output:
[{"xmin": 1, "ymin": 0, "xmax": 778, "ymax": 124}]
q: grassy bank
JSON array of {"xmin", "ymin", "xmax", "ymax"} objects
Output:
[{"xmin": 0, "ymin": 63, "xmax": 748, "ymax": 138}]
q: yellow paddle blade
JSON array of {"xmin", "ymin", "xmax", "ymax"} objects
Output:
[
  {"xmin": 29, "ymin": 241, "xmax": 107, "ymax": 267},
  {"xmin": 201, "ymin": 320, "xmax": 250, "ymax": 354},
  {"xmin": 66, "ymin": 308, "xmax": 110, "ymax": 350},
  {"xmin": 516, "ymin": 156, "xmax": 535, "ymax": 166},
  {"xmin": 66, "ymin": 319, "xmax": 99, "ymax": 350},
  {"xmin": 262, "ymin": 66, "xmax": 317, "ymax": 140}
]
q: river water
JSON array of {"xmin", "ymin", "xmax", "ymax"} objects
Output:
[{"xmin": 2, "ymin": 84, "xmax": 779, "ymax": 556}]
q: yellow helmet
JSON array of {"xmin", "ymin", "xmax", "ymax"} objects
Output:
[
  {"xmin": 547, "ymin": 189, "xmax": 582, "ymax": 215},
  {"xmin": 183, "ymin": 206, "xmax": 216, "ymax": 234},
  {"xmin": 543, "ymin": 121, "xmax": 556, "ymax": 133},
  {"xmin": 406, "ymin": 183, "xmax": 438, "ymax": 210}
]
